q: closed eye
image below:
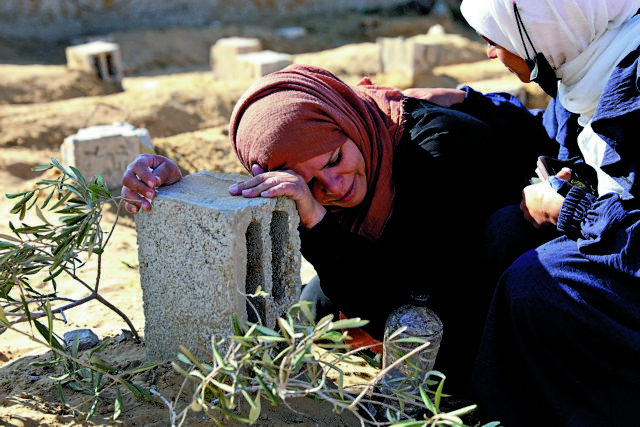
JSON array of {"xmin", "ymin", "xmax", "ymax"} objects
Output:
[{"xmin": 324, "ymin": 147, "xmax": 342, "ymax": 169}]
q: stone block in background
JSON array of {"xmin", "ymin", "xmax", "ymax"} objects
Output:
[
  {"xmin": 210, "ymin": 37, "xmax": 262, "ymax": 80},
  {"xmin": 60, "ymin": 122, "xmax": 154, "ymax": 190},
  {"xmin": 65, "ymin": 41, "xmax": 123, "ymax": 85}
]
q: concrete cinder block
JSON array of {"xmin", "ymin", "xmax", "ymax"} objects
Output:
[
  {"xmin": 65, "ymin": 40, "xmax": 123, "ymax": 83},
  {"xmin": 378, "ymin": 27, "xmax": 487, "ymax": 87},
  {"xmin": 60, "ymin": 122, "xmax": 154, "ymax": 190},
  {"xmin": 211, "ymin": 37, "xmax": 262, "ymax": 80},
  {"xmin": 236, "ymin": 50, "xmax": 293, "ymax": 80},
  {"xmin": 211, "ymin": 37, "xmax": 292, "ymax": 81},
  {"xmin": 135, "ymin": 171, "xmax": 302, "ymax": 363},
  {"xmin": 378, "ymin": 36, "xmax": 411, "ymax": 76}
]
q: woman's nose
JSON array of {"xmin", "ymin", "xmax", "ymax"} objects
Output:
[
  {"xmin": 486, "ymin": 45, "xmax": 497, "ymax": 59},
  {"xmin": 324, "ymin": 175, "xmax": 342, "ymax": 195},
  {"xmin": 316, "ymin": 173, "xmax": 342, "ymax": 196}
]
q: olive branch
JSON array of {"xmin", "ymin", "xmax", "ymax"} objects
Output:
[{"xmin": 0, "ymin": 158, "xmax": 156, "ymax": 420}]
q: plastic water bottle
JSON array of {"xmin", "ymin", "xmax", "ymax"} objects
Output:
[{"xmin": 380, "ymin": 292, "xmax": 443, "ymax": 416}]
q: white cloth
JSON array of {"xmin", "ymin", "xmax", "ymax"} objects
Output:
[
  {"xmin": 559, "ymin": 15, "xmax": 640, "ymax": 119},
  {"xmin": 577, "ymin": 123, "xmax": 624, "ymax": 196}
]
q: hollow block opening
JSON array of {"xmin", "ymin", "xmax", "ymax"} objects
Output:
[
  {"xmin": 245, "ymin": 221, "xmax": 266, "ymax": 324},
  {"xmin": 270, "ymin": 211, "xmax": 289, "ymax": 303}
]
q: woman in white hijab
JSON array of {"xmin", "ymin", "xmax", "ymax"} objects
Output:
[{"xmin": 445, "ymin": 0, "xmax": 640, "ymax": 425}]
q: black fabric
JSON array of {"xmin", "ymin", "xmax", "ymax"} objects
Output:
[{"xmin": 300, "ymin": 97, "xmax": 555, "ymax": 395}]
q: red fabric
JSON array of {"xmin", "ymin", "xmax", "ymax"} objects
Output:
[
  {"xmin": 229, "ymin": 64, "xmax": 406, "ymax": 241},
  {"xmin": 340, "ymin": 312, "xmax": 383, "ymax": 355}
]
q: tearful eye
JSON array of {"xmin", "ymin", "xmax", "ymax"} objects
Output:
[{"xmin": 326, "ymin": 149, "xmax": 342, "ymax": 168}]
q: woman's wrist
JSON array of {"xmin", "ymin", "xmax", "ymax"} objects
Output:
[{"xmin": 300, "ymin": 204, "xmax": 327, "ymax": 230}]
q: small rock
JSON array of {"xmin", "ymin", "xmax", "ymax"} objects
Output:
[
  {"xmin": 63, "ymin": 329, "xmax": 100, "ymax": 351},
  {"xmin": 115, "ymin": 329, "xmax": 134, "ymax": 342}
]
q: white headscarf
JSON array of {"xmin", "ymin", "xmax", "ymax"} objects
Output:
[{"xmin": 460, "ymin": 0, "xmax": 640, "ymax": 118}]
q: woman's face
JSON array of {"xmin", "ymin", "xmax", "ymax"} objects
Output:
[
  {"xmin": 290, "ymin": 138, "xmax": 367, "ymax": 208},
  {"xmin": 482, "ymin": 36, "xmax": 531, "ymax": 83}
]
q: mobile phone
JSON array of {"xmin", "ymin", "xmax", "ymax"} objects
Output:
[{"xmin": 537, "ymin": 156, "xmax": 598, "ymax": 195}]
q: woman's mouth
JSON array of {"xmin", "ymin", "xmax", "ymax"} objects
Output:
[{"xmin": 337, "ymin": 179, "xmax": 355, "ymax": 204}]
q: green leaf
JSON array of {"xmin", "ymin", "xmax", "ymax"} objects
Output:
[
  {"xmin": 70, "ymin": 334, "xmax": 80, "ymax": 358},
  {"xmin": 10, "ymin": 191, "xmax": 35, "ymax": 214},
  {"xmin": 5, "ymin": 191, "xmax": 29, "ymax": 199},
  {"xmin": 255, "ymin": 375, "xmax": 278, "ymax": 403},
  {"xmin": 34, "ymin": 205, "xmax": 51, "ymax": 225},
  {"xmin": 257, "ymin": 336, "xmax": 287, "ymax": 343},
  {"xmin": 125, "ymin": 362, "xmax": 159, "ymax": 375},
  {"xmin": 243, "ymin": 390, "xmax": 261, "ymax": 423},
  {"xmin": 20, "ymin": 295, "xmax": 32, "ymax": 324},
  {"xmin": 60, "ymin": 183, "xmax": 85, "ymax": 200},
  {"xmin": 0, "ymin": 305, "xmax": 9, "ymax": 326},
  {"xmin": 32, "ymin": 163, "xmax": 53, "ymax": 172},
  {"xmin": 86, "ymin": 396, "xmax": 99, "ymax": 421},
  {"xmin": 32, "ymin": 319, "xmax": 65, "ymax": 351},
  {"xmin": 75, "ymin": 222, "xmax": 90, "ymax": 247},
  {"xmin": 88, "ymin": 183, "xmax": 112, "ymax": 200},
  {"xmin": 68, "ymin": 165, "xmax": 87, "ymax": 187},
  {"xmin": 40, "ymin": 188, "xmax": 55, "ymax": 209},
  {"xmin": 177, "ymin": 353, "xmax": 192, "ymax": 365},
  {"xmin": 210, "ymin": 378, "xmax": 234, "ymax": 394},
  {"xmin": 329, "ymin": 318, "xmax": 369, "ymax": 330},
  {"xmin": 50, "ymin": 158, "xmax": 68, "ymax": 175},
  {"xmin": 446, "ymin": 404, "xmax": 478, "ymax": 418},
  {"xmin": 55, "ymin": 381, "xmax": 67, "ymax": 407},
  {"xmin": 18, "ymin": 204, "xmax": 26, "ymax": 221},
  {"xmin": 421, "ymin": 389, "xmax": 437, "ymax": 415},
  {"xmin": 50, "ymin": 190, "xmax": 73, "ymax": 211},
  {"xmin": 89, "ymin": 355, "xmax": 118, "ymax": 373},
  {"xmin": 231, "ymin": 314, "xmax": 245, "ymax": 336},
  {"xmin": 44, "ymin": 301, "xmax": 54, "ymax": 348},
  {"xmin": 252, "ymin": 324, "xmax": 281, "ymax": 337},
  {"xmin": 298, "ymin": 301, "xmax": 316, "ymax": 324},
  {"xmin": 31, "ymin": 359, "xmax": 62, "ymax": 368},
  {"xmin": 0, "ymin": 241, "xmax": 17, "ymax": 250},
  {"xmin": 387, "ymin": 422, "xmax": 424, "ymax": 427},
  {"xmin": 0, "ymin": 233, "xmax": 21, "ymax": 243},
  {"xmin": 88, "ymin": 336, "xmax": 111, "ymax": 357},
  {"xmin": 114, "ymin": 387, "xmax": 122, "ymax": 420},
  {"xmin": 277, "ymin": 317, "xmax": 296, "ymax": 340},
  {"xmin": 43, "ymin": 267, "xmax": 65, "ymax": 283},
  {"xmin": 121, "ymin": 381, "xmax": 154, "ymax": 402}
]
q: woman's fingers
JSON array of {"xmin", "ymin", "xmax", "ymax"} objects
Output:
[
  {"xmin": 121, "ymin": 186, "xmax": 152, "ymax": 213},
  {"xmin": 229, "ymin": 173, "xmax": 292, "ymax": 197},
  {"xmin": 229, "ymin": 170, "xmax": 314, "ymax": 201},
  {"xmin": 251, "ymin": 163, "xmax": 265, "ymax": 176},
  {"xmin": 228, "ymin": 170, "xmax": 325, "ymax": 229},
  {"xmin": 121, "ymin": 154, "xmax": 182, "ymax": 214},
  {"xmin": 556, "ymin": 167, "xmax": 572, "ymax": 181}
]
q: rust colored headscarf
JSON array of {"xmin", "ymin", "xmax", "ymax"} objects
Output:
[{"xmin": 229, "ymin": 64, "xmax": 405, "ymax": 241}]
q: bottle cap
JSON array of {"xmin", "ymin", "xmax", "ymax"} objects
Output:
[{"xmin": 409, "ymin": 291, "xmax": 430, "ymax": 307}]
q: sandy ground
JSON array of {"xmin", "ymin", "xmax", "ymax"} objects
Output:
[{"xmin": 0, "ymin": 6, "xmax": 529, "ymax": 426}]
